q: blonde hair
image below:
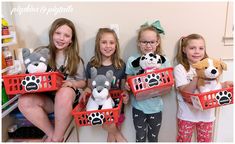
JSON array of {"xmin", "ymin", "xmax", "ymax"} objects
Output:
[
  {"xmin": 175, "ymin": 33, "xmax": 208, "ymax": 71},
  {"xmin": 137, "ymin": 26, "xmax": 163, "ymax": 55},
  {"xmin": 90, "ymin": 28, "xmax": 124, "ymax": 69},
  {"xmin": 48, "ymin": 18, "xmax": 82, "ymax": 76}
]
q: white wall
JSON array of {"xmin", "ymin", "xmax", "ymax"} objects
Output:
[
  {"xmin": 215, "ymin": 59, "xmax": 234, "ymax": 142},
  {"xmin": 2, "ymin": 1, "xmax": 233, "ymax": 142}
]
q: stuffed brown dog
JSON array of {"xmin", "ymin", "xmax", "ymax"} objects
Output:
[{"xmin": 192, "ymin": 58, "xmax": 227, "ymax": 93}]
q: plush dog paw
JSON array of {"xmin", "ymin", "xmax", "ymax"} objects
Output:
[
  {"xmin": 21, "ymin": 75, "xmax": 41, "ymax": 92},
  {"xmin": 145, "ymin": 73, "xmax": 161, "ymax": 87},
  {"xmin": 216, "ymin": 90, "xmax": 232, "ymax": 105},
  {"xmin": 88, "ymin": 112, "xmax": 104, "ymax": 125}
]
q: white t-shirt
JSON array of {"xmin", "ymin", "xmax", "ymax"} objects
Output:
[{"xmin": 174, "ymin": 64, "xmax": 215, "ymax": 122}]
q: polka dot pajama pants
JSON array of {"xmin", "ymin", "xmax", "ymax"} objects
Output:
[
  {"xmin": 177, "ymin": 119, "xmax": 213, "ymax": 142},
  {"xmin": 132, "ymin": 107, "xmax": 162, "ymax": 142}
]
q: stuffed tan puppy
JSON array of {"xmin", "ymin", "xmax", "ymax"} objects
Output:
[{"xmin": 192, "ymin": 58, "xmax": 227, "ymax": 93}]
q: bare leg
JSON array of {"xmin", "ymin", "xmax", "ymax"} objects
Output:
[
  {"xmin": 103, "ymin": 123, "xmax": 127, "ymax": 142},
  {"xmin": 18, "ymin": 94, "xmax": 54, "ymax": 141},
  {"xmin": 107, "ymin": 133, "xmax": 116, "ymax": 142},
  {"xmin": 52, "ymin": 87, "xmax": 75, "ymax": 142},
  {"xmin": 107, "ymin": 124, "xmax": 122, "ymax": 142}
]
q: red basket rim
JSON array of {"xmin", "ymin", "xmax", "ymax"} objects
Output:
[
  {"xmin": 181, "ymin": 87, "xmax": 233, "ymax": 96},
  {"xmin": 2, "ymin": 71, "xmax": 64, "ymax": 79}
]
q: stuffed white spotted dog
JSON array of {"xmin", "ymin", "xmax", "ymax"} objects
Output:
[
  {"xmin": 86, "ymin": 67, "xmax": 114, "ymax": 111},
  {"xmin": 131, "ymin": 52, "xmax": 166, "ymax": 74}
]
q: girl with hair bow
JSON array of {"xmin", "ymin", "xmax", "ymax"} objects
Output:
[{"xmin": 125, "ymin": 20, "xmax": 171, "ymax": 142}]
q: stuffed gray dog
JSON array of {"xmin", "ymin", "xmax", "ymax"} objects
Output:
[
  {"xmin": 21, "ymin": 48, "xmax": 51, "ymax": 92},
  {"xmin": 22, "ymin": 48, "xmax": 51, "ymax": 73},
  {"xmin": 86, "ymin": 67, "xmax": 114, "ymax": 111}
]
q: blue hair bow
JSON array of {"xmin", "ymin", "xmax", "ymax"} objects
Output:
[{"xmin": 141, "ymin": 20, "xmax": 165, "ymax": 35}]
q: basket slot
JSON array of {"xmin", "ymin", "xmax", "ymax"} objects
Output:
[{"xmin": 160, "ymin": 71, "xmax": 171, "ymax": 84}]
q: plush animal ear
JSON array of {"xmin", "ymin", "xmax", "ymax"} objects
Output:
[
  {"xmin": 106, "ymin": 70, "xmax": 114, "ymax": 83},
  {"xmin": 160, "ymin": 55, "xmax": 166, "ymax": 64},
  {"xmin": 22, "ymin": 48, "xmax": 31, "ymax": 60},
  {"xmin": 220, "ymin": 60, "xmax": 227, "ymax": 71},
  {"xmin": 131, "ymin": 57, "xmax": 141, "ymax": 68},
  {"xmin": 39, "ymin": 48, "xmax": 49, "ymax": 60},
  {"xmin": 192, "ymin": 61, "xmax": 204, "ymax": 69},
  {"xmin": 90, "ymin": 67, "xmax": 97, "ymax": 79}
]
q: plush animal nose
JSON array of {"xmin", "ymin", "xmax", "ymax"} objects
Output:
[
  {"xmin": 150, "ymin": 58, "xmax": 153, "ymax": 61},
  {"xmin": 97, "ymin": 87, "xmax": 103, "ymax": 93},
  {"xmin": 34, "ymin": 63, "xmax": 38, "ymax": 66},
  {"xmin": 211, "ymin": 69, "xmax": 217, "ymax": 74}
]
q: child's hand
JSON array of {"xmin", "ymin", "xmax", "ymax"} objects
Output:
[
  {"xmin": 121, "ymin": 90, "xmax": 129, "ymax": 104},
  {"xmin": 222, "ymin": 81, "xmax": 233, "ymax": 88},
  {"xmin": 79, "ymin": 91, "xmax": 89, "ymax": 103},
  {"xmin": 125, "ymin": 82, "xmax": 131, "ymax": 91},
  {"xmin": 62, "ymin": 80, "xmax": 76, "ymax": 89}
]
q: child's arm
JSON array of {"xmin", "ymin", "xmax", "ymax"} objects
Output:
[
  {"xmin": 79, "ymin": 79, "xmax": 92, "ymax": 103},
  {"xmin": 121, "ymin": 79, "xmax": 129, "ymax": 104},
  {"xmin": 62, "ymin": 79, "xmax": 86, "ymax": 89},
  {"xmin": 125, "ymin": 75, "xmax": 132, "ymax": 91},
  {"xmin": 178, "ymin": 76, "xmax": 198, "ymax": 93}
]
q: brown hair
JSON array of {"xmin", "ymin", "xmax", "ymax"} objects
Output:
[
  {"xmin": 137, "ymin": 26, "xmax": 163, "ymax": 55},
  {"xmin": 90, "ymin": 28, "xmax": 124, "ymax": 69},
  {"xmin": 48, "ymin": 18, "xmax": 81, "ymax": 76},
  {"xmin": 175, "ymin": 33, "xmax": 208, "ymax": 71}
]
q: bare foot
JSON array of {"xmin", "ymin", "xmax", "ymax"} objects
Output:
[
  {"xmin": 44, "ymin": 136, "xmax": 52, "ymax": 142},
  {"xmin": 114, "ymin": 132, "xmax": 127, "ymax": 142},
  {"xmin": 51, "ymin": 137, "xmax": 64, "ymax": 142},
  {"xmin": 107, "ymin": 133, "xmax": 116, "ymax": 142}
]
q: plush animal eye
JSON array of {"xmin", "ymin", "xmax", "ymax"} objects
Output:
[
  {"xmin": 141, "ymin": 57, "xmax": 145, "ymax": 60},
  {"xmin": 157, "ymin": 59, "xmax": 161, "ymax": 63},
  {"xmin": 204, "ymin": 67, "xmax": 207, "ymax": 69},
  {"xmin": 149, "ymin": 53, "xmax": 154, "ymax": 57},
  {"xmin": 215, "ymin": 67, "xmax": 218, "ymax": 69}
]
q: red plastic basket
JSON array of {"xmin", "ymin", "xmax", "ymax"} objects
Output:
[
  {"xmin": 72, "ymin": 90, "xmax": 123, "ymax": 127},
  {"xmin": 181, "ymin": 87, "xmax": 233, "ymax": 110},
  {"xmin": 2, "ymin": 72, "xmax": 64, "ymax": 95},
  {"xmin": 127, "ymin": 67, "xmax": 174, "ymax": 100}
]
